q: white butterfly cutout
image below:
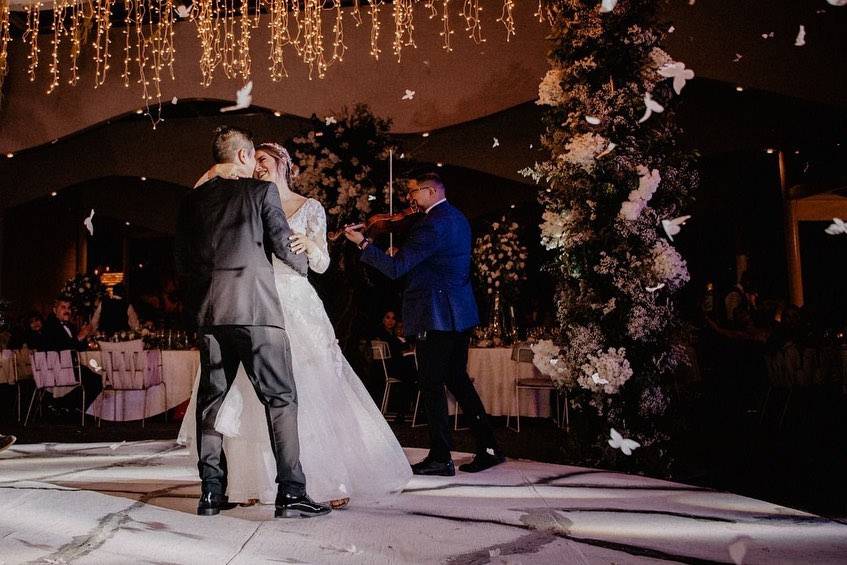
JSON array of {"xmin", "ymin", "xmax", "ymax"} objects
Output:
[
  {"xmin": 733, "ymin": 53, "xmax": 743, "ymax": 63},
  {"xmin": 761, "ymin": 32, "xmax": 774, "ymax": 39},
  {"xmin": 174, "ymin": 4, "xmax": 191, "ymax": 18},
  {"xmin": 402, "ymin": 89, "xmax": 415, "ymax": 100},
  {"xmin": 597, "ymin": 141, "xmax": 617, "ymax": 158},
  {"xmin": 825, "ymin": 218, "xmax": 847, "ymax": 235},
  {"xmin": 608, "ymin": 428, "xmax": 640, "ymax": 455},
  {"xmin": 591, "ymin": 372, "xmax": 609, "ymax": 385},
  {"xmin": 325, "ymin": 116, "xmax": 337, "ymax": 126},
  {"xmin": 668, "ymin": 26, "xmax": 675, "ymax": 33},
  {"xmin": 638, "ymin": 92, "xmax": 664, "ymax": 123},
  {"xmin": 646, "ymin": 283, "xmax": 665, "ymax": 293},
  {"xmin": 88, "ymin": 358, "xmax": 104, "ymax": 373},
  {"xmin": 83, "ymin": 209, "xmax": 95, "ymax": 236},
  {"xmin": 585, "ymin": 115, "xmax": 601, "ymax": 125},
  {"xmin": 599, "ymin": 0, "xmax": 617, "ymax": 13},
  {"xmin": 109, "ymin": 440, "xmax": 126, "ymax": 450},
  {"xmin": 658, "ymin": 62, "xmax": 694, "ymax": 95},
  {"xmin": 794, "ymin": 25, "xmax": 806, "ymax": 47},
  {"xmin": 171, "ymin": 96, "xmax": 179, "ymax": 105},
  {"xmin": 662, "ymin": 215, "xmax": 691, "ymax": 241},
  {"xmin": 220, "ymin": 81, "xmax": 252, "ymax": 112},
  {"xmin": 367, "ymin": 195, "xmax": 376, "ymax": 201},
  {"xmin": 492, "ymin": 137, "xmax": 500, "ymax": 148}
]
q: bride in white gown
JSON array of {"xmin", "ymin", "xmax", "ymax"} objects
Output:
[{"xmin": 178, "ymin": 142, "xmax": 412, "ymax": 506}]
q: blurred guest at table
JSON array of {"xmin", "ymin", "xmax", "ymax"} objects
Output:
[
  {"xmin": 91, "ymin": 284, "xmax": 140, "ymax": 334},
  {"xmin": 8, "ymin": 312, "xmax": 46, "ymax": 350},
  {"xmin": 725, "ymin": 272, "xmax": 757, "ymax": 326},
  {"xmin": 42, "ymin": 297, "xmax": 103, "ymax": 412},
  {"xmin": 373, "ymin": 310, "xmax": 418, "ymax": 424}
]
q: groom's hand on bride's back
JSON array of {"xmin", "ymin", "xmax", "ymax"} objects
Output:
[{"xmin": 259, "ymin": 181, "xmax": 309, "ymax": 276}]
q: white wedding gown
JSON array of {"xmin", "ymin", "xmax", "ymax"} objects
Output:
[{"xmin": 178, "ymin": 198, "xmax": 412, "ymax": 504}]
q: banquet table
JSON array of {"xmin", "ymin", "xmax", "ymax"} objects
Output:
[
  {"xmin": 80, "ymin": 350, "xmax": 200, "ymax": 422},
  {"xmin": 0, "ymin": 349, "xmax": 32, "ymax": 385},
  {"xmin": 459, "ymin": 347, "xmax": 553, "ymax": 418}
]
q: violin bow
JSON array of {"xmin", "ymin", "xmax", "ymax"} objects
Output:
[{"xmin": 389, "ymin": 148, "xmax": 394, "ymax": 253}]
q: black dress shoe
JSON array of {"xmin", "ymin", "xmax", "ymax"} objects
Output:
[
  {"xmin": 411, "ymin": 457, "xmax": 455, "ymax": 476},
  {"xmin": 197, "ymin": 491, "xmax": 237, "ymax": 516},
  {"xmin": 459, "ymin": 450, "xmax": 505, "ymax": 473},
  {"xmin": 274, "ymin": 493, "xmax": 332, "ymax": 518},
  {"xmin": 0, "ymin": 435, "xmax": 16, "ymax": 453}
]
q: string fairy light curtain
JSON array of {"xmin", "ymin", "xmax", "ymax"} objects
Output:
[{"xmin": 0, "ymin": 0, "xmax": 523, "ymax": 102}]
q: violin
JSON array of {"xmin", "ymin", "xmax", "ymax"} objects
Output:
[{"xmin": 327, "ymin": 206, "xmax": 422, "ymax": 242}]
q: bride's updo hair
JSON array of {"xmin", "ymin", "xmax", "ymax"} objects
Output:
[{"xmin": 255, "ymin": 142, "xmax": 294, "ymax": 189}]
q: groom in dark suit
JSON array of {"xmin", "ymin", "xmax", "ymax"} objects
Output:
[
  {"xmin": 346, "ymin": 172, "xmax": 504, "ymax": 476},
  {"xmin": 175, "ymin": 126, "xmax": 330, "ymax": 518}
]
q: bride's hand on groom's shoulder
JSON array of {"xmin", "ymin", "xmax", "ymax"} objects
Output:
[{"xmin": 193, "ymin": 163, "xmax": 241, "ymax": 188}]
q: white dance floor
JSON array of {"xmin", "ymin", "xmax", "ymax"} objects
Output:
[{"xmin": 1, "ymin": 441, "xmax": 846, "ymax": 564}]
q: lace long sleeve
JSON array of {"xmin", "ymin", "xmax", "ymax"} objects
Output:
[{"xmin": 304, "ymin": 200, "xmax": 331, "ymax": 274}]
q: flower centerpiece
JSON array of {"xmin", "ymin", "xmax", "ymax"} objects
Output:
[
  {"xmin": 60, "ymin": 274, "xmax": 105, "ymax": 320},
  {"xmin": 473, "ymin": 215, "xmax": 528, "ymax": 342}
]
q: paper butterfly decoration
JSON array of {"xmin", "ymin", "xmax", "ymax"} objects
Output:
[
  {"xmin": 402, "ymin": 89, "xmax": 416, "ymax": 100},
  {"xmin": 658, "ymin": 62, "xmax": 694, "ymax": 95},
  {"xmin": 761, "ymin": 32, "xmax": 774, "ymax": 39},
  {"xmin": 668, "ymin": 26, "xmax": 675, "ymax": 33},
  {"xmin": 795, "ymin": 25, "xmax": 806, "ymax": 47},
  {"xmin": 585, "ymin": 115, "xmax": 601, "ymax": 125},
  {"xmin": 171, "ymin": 97, "xmax": 179, "ymax": 105},
  {"xmin": 220, "ymin": 81, "xmax": 252, "ymax": 112},
  {"xmin": 599, "ymin": 0, "xmax": 617, "ymax": 13},
  {"xmin": 109, "ymin": 440, "xmax": 126, "ymax": 450},
  {"xmin": 638, "ymin": 92, "xmax": 664, "ymax": 123},
  {"xmin": 175, "ymin": 4, "xmax": 191, "ymax": 18},
  {"xmin": 492, "ymin": 137, "xmax": 500, "ymax": 148},
  {"xmin": 88, "ymin": 358, "xmax": 104, "ymax": 372},
  {"xmin": 733, "ymin": 53, "xmax": 743, "ymax": 63},
  {"xmin": 591, "ymin": 372, "xmax": 609, "ymax": 385},
  {"xmin": 325, "ymin": 116, "xmax": 337, "ymax": 126},
  {"xmin": 608, "ymin": 428, "xmax": 640, "ymax": 455},
  {"xmin": 662, "ymin": 215, "xmax": 691, "ymax": 241},
  {"xmin": 646, "ymin": 283, "xmax": 665, "ymax": 293},
  {"xmin": 83, "ymin": 209, "xmax": 95, "ymax": 236},
  {"xmin": 825, "ymin": 218, "xmax": 847, "ymax": 235}
]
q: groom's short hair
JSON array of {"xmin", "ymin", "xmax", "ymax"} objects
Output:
[{"xmin": 212, "ymin": 125, "xmax": 255, "ymax": 164}]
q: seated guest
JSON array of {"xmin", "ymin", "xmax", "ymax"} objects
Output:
[
  {"xmin": 42, "ymin": 297, "xmax": 103, "ymax": 412},
  {"xmin": 9, "ymin": 312, "xmax": 46, "ymax": 350},
  {"xmin": 91, "ymin": 284, "xmax": 141, "ymax": 334},
  {"xmin": 373, "ymin": 310, "xmax": 418, "ymax": 423}
]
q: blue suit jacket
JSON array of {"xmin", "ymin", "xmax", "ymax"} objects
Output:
[{"xmin": 360, "ymin": 201, "xmax": 480, "ymax": 337}]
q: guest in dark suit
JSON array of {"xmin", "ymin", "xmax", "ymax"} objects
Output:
[
  {"xmin": 346, "ymin": 172, "xmax": 504, "ymax": 475},
  {"xmin": 372, "ymin": 310, "xmax": 417, "ymax": 423},
  {"xmin": 41, "ymin": 297, "xmax": 103, "ymax": 411},
  {"xmin": 175, "ymin": 125, "xmax": 329, "ymax": 518}
]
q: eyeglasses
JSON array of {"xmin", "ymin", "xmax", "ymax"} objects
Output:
[{"xmin": 407, "ymin": 185, "xmax": 433, "ymax": 197}]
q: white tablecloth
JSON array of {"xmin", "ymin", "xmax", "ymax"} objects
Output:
[
  {"xmin": 80, "ymin": 350, "xmax": 200, "ymax": 421},
  {"xmin": 463, "ymin": 347, "xmax": 552, "ymax": 418}
]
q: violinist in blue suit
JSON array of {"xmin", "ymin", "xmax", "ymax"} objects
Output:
[{"xmin": 345, "ymin": 172, "xmax": 504, "ymax": 476}]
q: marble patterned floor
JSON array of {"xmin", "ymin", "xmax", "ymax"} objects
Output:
[{"xmin": 1, "ymin": 441, "xmax": 846, "ymax": 564}]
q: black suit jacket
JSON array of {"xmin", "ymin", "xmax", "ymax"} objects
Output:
[
  {"xmin": 174, "ymin": 177, "xmax": 308, "ymax": 328},
  {"xmin": 42, "ymin": 315, "xmax": 86, "ymax": 352}
]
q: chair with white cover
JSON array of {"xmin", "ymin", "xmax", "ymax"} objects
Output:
[
  {"xmin": 98, "ymin": 340, "xmax": 166, "ymax": 427},
  {"xmin": 506, "ymin": 343, "xmax": 564, "ymax": 433},
  {"xmin": 1, "ymin": 349, "xmax": 22, "ymax": 421},
  {"xmin": 25, "ymin": 350, "xmax": 86, "ymax": 426}
]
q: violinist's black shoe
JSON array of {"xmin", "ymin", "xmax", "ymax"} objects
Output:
[{"xmin": 274, "ymin": 493, "xmax": 332, "ymax": 518}]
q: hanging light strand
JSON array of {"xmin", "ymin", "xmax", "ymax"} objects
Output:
[
  {"xmin": 0, "ymin": 0, "xmax": 10, "ymax": 94},
  {"xmin": 461, "ymin": 0, "xmax": 485, "ymax": 45},
  {"xmin": 24, "ymin": 1, "xmax": 42, "ymax": 82},
  {"xmin": 497, "ymin": 0, "xmax": 514, "ymax": 41}
]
